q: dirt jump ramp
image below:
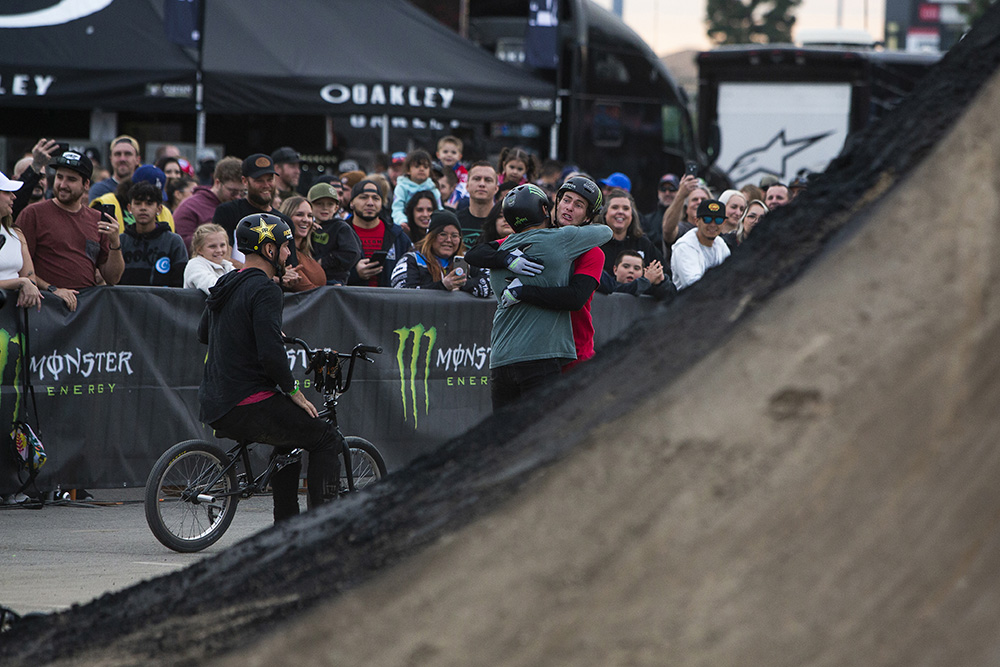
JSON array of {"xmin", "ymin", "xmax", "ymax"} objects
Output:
[{"xmin": 5, "ymin": 6, "xmax": 1000, "ymax": 666}]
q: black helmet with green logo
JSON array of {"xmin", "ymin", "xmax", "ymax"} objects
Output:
[{"xmin": 501, "ymin": 184, "xmax": 551, "ymax": 232}]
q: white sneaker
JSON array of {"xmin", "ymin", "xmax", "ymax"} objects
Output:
[{"xmin": 3, "ymin": 493, "xmax": 29, "ymax": 504}]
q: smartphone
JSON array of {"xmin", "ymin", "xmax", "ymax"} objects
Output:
[
  {"xmin": 452, "ymin": 256, "xmax": 470, "ymax": 277},
  {"xmin": 55, "ymin": 141, "xmax": 70, "ymax": 155},
  {"xmin": 685, "ymin": 160, "xmax": 698, "ymax": 177},
  {"xmin": 369, "ymin": 250, "xmax": 389, "ymax": 265},
  {"xmin": 96, "ymin": 203, "xmax": 117, "ymax": 220}
]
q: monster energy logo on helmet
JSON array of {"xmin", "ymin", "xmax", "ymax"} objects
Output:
[
  {"xmin": 394, "ymin": 324, "xmax": 437, "ymax": 428},
  {"xmin": 502, "ymin": 183, "xmax": 552, "ymax": 232}
]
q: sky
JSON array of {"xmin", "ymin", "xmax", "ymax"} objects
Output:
[{"xmin": 593, "ymin": 0, "xmax": 888, "ymax": 54}]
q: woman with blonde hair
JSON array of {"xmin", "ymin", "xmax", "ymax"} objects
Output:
[{"xmin": 279, "ymin": 196, "xmax": 327, "ymax": 291}]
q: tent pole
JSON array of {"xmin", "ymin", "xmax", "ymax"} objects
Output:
[
  {"xmin": 195, "ymin": 0, "xmax": 207, "ymax": 156},
  {"xmin": 196, "ymin": 77, "xmax": 206, "ymax": 156},
  {"xmin": 381, "ymin": 114, "xmax": 389, "ymax": 153}
]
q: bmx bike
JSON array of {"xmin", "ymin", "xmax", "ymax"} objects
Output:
[{"xmin": 144, "ymin": 339, "xmax": 386, "ymax": 552}]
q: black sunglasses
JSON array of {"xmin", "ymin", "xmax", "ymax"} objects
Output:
[
  {"xmin": 700, "ymin": 216, "xmax": 726, "ymax": 225},
  {"xmin": 658, "ymin": 184, "xmax": 677, "ymax": 192}
]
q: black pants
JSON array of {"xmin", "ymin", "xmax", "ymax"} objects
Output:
[
  {"xmin": 211, "ymin": 393, "xmax": 342, "ymax": 522},
  {"xmin": 490, "ymin": 358, "xmax": 563, "ymax": 411}
]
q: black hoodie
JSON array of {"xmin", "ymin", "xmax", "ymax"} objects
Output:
[
  {"xmin": 197, "ymin": 268, "xmax": 294, "ymax": 424},
  {"xmin": 119, "ymin": 221, "xmax": 188, "ymax": 287}
]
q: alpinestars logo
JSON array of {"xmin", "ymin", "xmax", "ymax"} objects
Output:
[
  {"xmin": 394, "ymin": 324, "xmax": 437, "ymax": 428},
  {"xmin": 727, "ymin": 129, "xmax": 833, "ymax": 184}
]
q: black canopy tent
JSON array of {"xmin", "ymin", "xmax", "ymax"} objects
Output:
[{"xmin": 0, "ymin": 0, "xmax": 554, "ymax": 124}]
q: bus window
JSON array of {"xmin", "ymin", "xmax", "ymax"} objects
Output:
[
  {"xmin": 592, "ymin": 102, "xmax": 624, "ymax": 147},
  {"xmin": 662, "ymin": 103, "xmax": 692, "ymax": 153}
]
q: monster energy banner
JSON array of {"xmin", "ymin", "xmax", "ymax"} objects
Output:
[{"xmin": 0, "ymin": 286, "xmax": 654, "ymax": 493}]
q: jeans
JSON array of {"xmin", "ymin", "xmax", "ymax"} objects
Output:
[
  {"xmin": 490, "ymin": 358, "xmax": 563, "ymax": 411},
  {"xmin": 211, "ymin": 393, "xmax": 342, "ymax": 522}
]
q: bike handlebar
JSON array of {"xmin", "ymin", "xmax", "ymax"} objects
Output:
[{"xmin": 281, "ymin": 337, "xmax": 380, "ymax": 394}]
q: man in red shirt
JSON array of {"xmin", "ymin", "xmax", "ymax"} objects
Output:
[
  {"xmin": 346, "ymin": 179, "xmax": 411, "ymax": 287},
  {"xmin": 16, "ymin": 150, "xmax": 123, "ymax": 311}
]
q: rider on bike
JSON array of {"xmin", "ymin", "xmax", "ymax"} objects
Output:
[{"xmin": 197, "ymin": 212, "xmax": 341, "ymax": 522}]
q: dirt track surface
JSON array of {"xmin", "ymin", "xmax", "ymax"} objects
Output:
[{"xmin": 5, "ymin": 8, "xmax": 1000, "ymax": 666}]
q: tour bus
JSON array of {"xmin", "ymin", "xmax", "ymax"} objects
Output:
[
  {"xmin": 459, "ymin": 0, "xmax": 707, "ymax": 205},
  {"xmin": 697, "ymin": 39, "xmax": 942, "ymax": 188}
]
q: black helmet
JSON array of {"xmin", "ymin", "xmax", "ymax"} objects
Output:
[
  {"xmin": 235, "ymin": 213, "xmax": 293, "ymax": 275},
  {"xmin": 501, "ymin": 184, "xmax": 551, "ymax": 232},
  {"xmin": 556, "ymin": 176, "xmax": 602, "ymax": 220}
]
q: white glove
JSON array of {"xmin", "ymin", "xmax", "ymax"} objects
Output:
[
  {"xmin": 504, "ymin": 249, "xmax": 544, "ymax": 276},
  {"xmin": 500, "ymin": 278, "xmax": 523, "ymax": 309}
]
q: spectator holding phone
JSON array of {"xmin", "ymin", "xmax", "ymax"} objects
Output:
[
  {"xmin": 346, "ymin": 179, "xmax": 412, "ymax": 287},
  {"xmin": 16, "ymin": 150, "xmax": 123, "ymax": 311},
  {"xmin": 390, "ymin": 210, "xmax": 490, "ymax": 297}
]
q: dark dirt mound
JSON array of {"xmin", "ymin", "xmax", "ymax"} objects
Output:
[{"xmin": 4, "ymin": 6, "xmax": 1000, "ymax": 665}]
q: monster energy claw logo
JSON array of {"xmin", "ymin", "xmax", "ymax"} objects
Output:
[
  {"xmin": 394, "ymin": 324, "xmax": 436, "ymax": 428},
  {"xmin": 0, "ymin": 328, "xmax": 24, "ymax": 426}
]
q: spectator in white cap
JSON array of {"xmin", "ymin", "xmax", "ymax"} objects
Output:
[{"xmin": 0, "ymin": 170, "xmax": 43, "ymax": 309}]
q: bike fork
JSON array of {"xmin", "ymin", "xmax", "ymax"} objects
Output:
[{"xmin": 341, "ymin": 439, "xmax": 356, "ymax": 494}]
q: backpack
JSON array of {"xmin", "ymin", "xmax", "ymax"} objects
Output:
[{"xmin": 7, "ymin": 305, "xmax": 45, "ymax": 504}]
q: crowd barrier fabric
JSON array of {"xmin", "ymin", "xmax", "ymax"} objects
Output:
[{"xmin": 0, "ymin": 286, "xmax": 655, "ymax": 493}]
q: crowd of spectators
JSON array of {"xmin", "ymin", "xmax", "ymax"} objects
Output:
[{"xmin": 2, "ymin": 132, "xmax": 802, "ymax": 312}]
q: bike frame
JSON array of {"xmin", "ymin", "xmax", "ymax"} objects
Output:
[{"xmin": 183, "ymin": 342, "xmax": 380, "ymax": 503}]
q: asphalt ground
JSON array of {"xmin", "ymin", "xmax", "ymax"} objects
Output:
[{"xmin": 0, "ymin": 488, "xmax": 272, "ymax": 616}]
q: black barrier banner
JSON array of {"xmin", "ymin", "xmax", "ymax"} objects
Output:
[{"xmin": 1, "ymin": 286, "xmax": 655, "ymax": 494}]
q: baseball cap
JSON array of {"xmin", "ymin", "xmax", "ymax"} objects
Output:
[
  {"xmin": 350, "ymin": 179, "xmax": 381, "ymax": 203},
  {"xmin": 601, "ymin": 172, "xmax": 631, "ymax": 192},
  {"xmin": 696, "ymin": 199, "xmax": 725, "ymax": 221},
  {"xmin": 307, "ymin": 182, "xmax": 340, "ymax": 203},
  {"xmin": 51, "ymin": 150, "xmax": 94, "ymax": 181},
  {"xmin": 132, "ymin": 165, "xmax": 168, "ymax": 201},
  {"xmin": 759, "ymin": 174, "xmax": 780, "ymax": 189},
  {"xmin": 391, "ymin": 151, "xmax": 406, "ymax": 164},
  {"xmin": 270, "ymin": 146, "xmax": 300, "ymax": 164},
  {"xmin": 659, "ymin": 174, "xmax": 680, "ymax": 190},
  {"xmin": 0, "ymin": 171, "xmax": 23, "ymax": 193},
  {"xmin": 242, "ymin": 153, "xmax": 277, "ymax": 178},
  {"xmin": 338, "ymin": 159, "xmax": 361, "ymax": 172},
  {"xmin": 340, "ymin": 170, "xmax": 367, "ymax": 191}
]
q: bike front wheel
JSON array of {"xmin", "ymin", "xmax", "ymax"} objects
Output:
[
  {"xmin": 342, "ymin": 436, "xmax": 387, "ymax": 493},
  {"xmin": 144, "ymin": 440, "xmax": 239, "ymax": 553}
]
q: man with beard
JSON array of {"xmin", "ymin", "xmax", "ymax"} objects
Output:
[
  {"xmin": 270, "ymin": 146, "xmax": 301, "ymax": 200},
  {"xmin": 88, "ymin": 135, "xmax": 142, "ymax": 201},
  {"xmin": 213, "ymin": 154, "xmax": 295, "ymax": 264},
  {"xmin": 346, "ymin": 179, "xmax": 412, "ymax": 287},
  {"xmin": 16, "ymin": 150, "xmax": 123, "ymax": 312},
  {"xmin": 198, "ymin": 213, "xmax": 341, "ymax": 523}
]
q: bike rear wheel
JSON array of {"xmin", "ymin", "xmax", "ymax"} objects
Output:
[
  {"xmin": 144, "ymin": 440, "xmax": 239, "ymax": 553},
  {"xmin": 343, "ymin": 436, "xmax": 387, "ymax": 492}
]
